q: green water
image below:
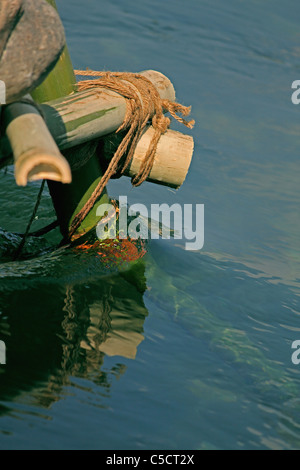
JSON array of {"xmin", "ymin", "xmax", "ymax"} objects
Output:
[{"xmin": 0, "ymin": 0, "xmax": 300, "ymax": 450}]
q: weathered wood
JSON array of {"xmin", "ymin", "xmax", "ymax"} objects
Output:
[
  {"xmin": 0, "ymin": 0, "xmax": 65, "ymax": 102},
  {"xmin": 42, "ymin": 70, "xmax": 176, "ymax": 149},
  {"xmin": 4, "ymin": 101, "xmax": 71, "ymax": 186}
]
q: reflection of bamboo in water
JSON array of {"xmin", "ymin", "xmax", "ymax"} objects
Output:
[
  {"xmin": 23, "ymin": 284, "xmax": 124, "ymax": 409},
  {"xmin": 60, "ymin": 284, "xmax": 112, "ymax": 376},
  {"xmin": 89, "ymin": 286, "xmax": 113, "ymax": 347},
  {"xmin": 0, "ymin": 258, "xmax": 148, "ymax": 412},
  {"xmin": 38, "ymin": 260, "xmax": 148, "ymax": 404},
  {"xmin": 61, "ymin": 285, "xmax": 81, "ymax": 375}
]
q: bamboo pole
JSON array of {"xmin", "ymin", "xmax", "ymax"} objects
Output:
[
  {"xmin": 41, "ymin": 70, "xmax": 175, "ymax": 150},
  {"xmin": 3, "ymin": 99, "xmax": 71, "ymax": 186},
  {"xmin": 102, "ymin": 125, "xmax": 194, "ymax": 188},
  {"xmin": 127, "ymin": 127, "xmax": 193, "ymax": 188},
  {"xmin": 0, "ymin": 0, "xmax": 194, "ymax": 233},
  {"xmin": 41, "ymin": 69, "xmax": 193, "ymax": 188},
  {"xmin": 123, "ymin": 127, "xmax": 193, "ymax": 188},
  {"xmin": 42, "ymin": 69, "xmax": 192, "ymax": 188},
  {"xmin": 31, "ymin": 45, "xmax": 77, "ymax": 104},
  {"xmin": 30, "ymin": 0, "xmax": 109, "ymax": 240},
  {"xmin": 1, "ymin": 77, "xmax": 194, "ymax": 188},
  {"xmin": 1, "ymin": 68, "xmax": 193, "ymax": 188}
]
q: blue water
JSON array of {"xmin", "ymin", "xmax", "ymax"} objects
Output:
[{"xmin": 0, "ymin": 0, "xmax": 300, "ymax": 449}]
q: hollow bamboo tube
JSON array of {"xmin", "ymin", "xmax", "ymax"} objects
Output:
[{"xmin": 4, "ymin": 101, "xmax": 71, "ymax": 186}]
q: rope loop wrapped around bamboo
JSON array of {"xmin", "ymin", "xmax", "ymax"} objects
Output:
[{"xmin": 68, "ymin": 69, "xmax": 195, "ymax": 239}]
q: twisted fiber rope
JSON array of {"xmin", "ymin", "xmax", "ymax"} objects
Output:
[{"xmin": 69, "ymin": 70, "xmax": 194, "ymax": 239}]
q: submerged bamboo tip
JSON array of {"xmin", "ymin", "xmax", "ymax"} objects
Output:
[{"xmin": 14, "ymin": 150, "xmax": 72, "ymax": 186}]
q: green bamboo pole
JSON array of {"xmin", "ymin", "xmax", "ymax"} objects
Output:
[
  {"xmin": 31, "ymin": 0, "xmax": 109, "ymax": 240},
  {"xmin": 31, "ymin": 46, "xmax": 77, "ymax": 103},
  {"xmin": 31, "ymin": 0, "xmax": 76, "ymax": 101}
]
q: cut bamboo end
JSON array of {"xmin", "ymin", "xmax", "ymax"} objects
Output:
[
  {"xmin": 139, "ymin": 70, "xmax": 176, "ymax": 102},
  {"xmin": 126, "ymin": 126, "xmax": 194, "ymax": 188},
  {"xmin": 5, "ymin": 111, "xmax": 72, "ymax": 186},
  {"xmin": 14, "ymin": 150, "xmax": 72, "ymax": 186}
]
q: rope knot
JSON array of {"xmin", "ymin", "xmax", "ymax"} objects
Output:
[{"xmin": 152, "ymin": 114, "xmax": 170, "ymax": 134}]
